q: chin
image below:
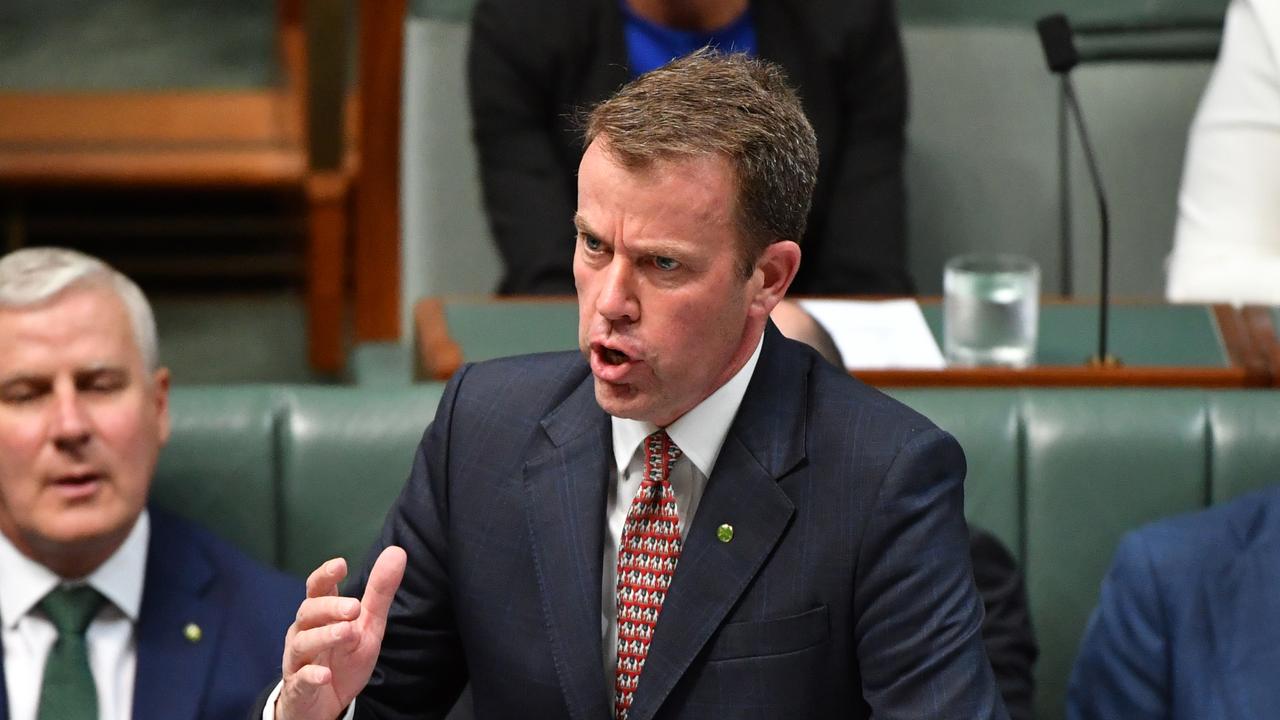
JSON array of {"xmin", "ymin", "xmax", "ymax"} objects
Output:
[
  {"xmin": 593, "ymin": 380, "xmax": 650, "ymax": 420},
  {"xmin": 43, "ymin": 501, "xmax": 134, "ymax": 542}
]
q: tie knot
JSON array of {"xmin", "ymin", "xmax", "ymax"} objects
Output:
[
  {"xmin": 39, "ymin": 586, "xmax": 105, "ymax": 636},
  {"xmin": 644, "ymin": 430, "xmax": 682, "ymax": 481}
]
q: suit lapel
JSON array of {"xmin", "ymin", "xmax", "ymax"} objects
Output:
[
  {"xmin": 1210, "ymin": 497, "xmax": 1280, "ymax": 717},
  {"xmin": 627, "ymin": 327, "xmax": 808, "ymax": 720},
  {"xmin": 524, "ymin": 377, "xmax": 614, "ymax": 720},
  {"xmin": 132, "ymin": 512, "xmax": 223, "ymax": 720}
]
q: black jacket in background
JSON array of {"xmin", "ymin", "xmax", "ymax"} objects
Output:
[
  {"xmin": 467, "ymin": 0, "xmax": 912, "ymax": 295},
  {"xmin": 970, "ymin": 526, "xmax": 1039, "ymax": 720}
]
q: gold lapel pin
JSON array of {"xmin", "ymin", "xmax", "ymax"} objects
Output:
[
  {"xmin": 183, "ymin": 622, "xmax": 202, "ymax": 643},
  {"xmin": 717, "ymin": 523, "xmax": 734, "ymax": 543}
]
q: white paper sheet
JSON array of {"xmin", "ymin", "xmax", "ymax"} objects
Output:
[{"xmin": 798, "ymin": 299, "xmax": 946, "ymax": 370}]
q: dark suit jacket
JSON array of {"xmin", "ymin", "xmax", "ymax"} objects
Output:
[
  {"xmin": 0, "ymin": 508, "xmax": 302, "ymax": 720},
  {"xmin": 468, "ymin": 0, "xmax": 911, "ymax": 296},
  {"xmin": 350, "ymin": 327, "xmax": 1004, "ymax": 719},
  {"xmin": 1067, "ymin": 486, "xmax": 1280, "ymax": 720}
]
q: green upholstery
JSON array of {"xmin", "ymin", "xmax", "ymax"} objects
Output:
[
  {"xmin": 1021, "ymin": 391, "xmax": 1208, "ymax": 719},
  {"xmin": 887, "ymin": 389, "xmax": 1280, "ymax": 719},
  {"xmin": 154, "ymin": 385, "xmax": 1279, "ymax": 720},
  {"xmin": 278, "ymin": 386, "xmax": 445, "ymax": 575},
  {"xmin": 1209, "ymin": 392, "xmax": 1280, "ymax": 502},
  {"xmin": 152, "ymin": 388, "xmax": 283, "ymax": 566},
  {"xmin": 152, "ymin": 385, "xmax": 447, "ymax": 574},
  {"xmin": 444, "ymin": 302, "xmax": 579, "ymax": 362}
]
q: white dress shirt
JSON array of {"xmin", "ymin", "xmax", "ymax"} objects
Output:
[
  {"xmin": 601, "ymin": 336, "xmax": 762, "ymax": 685},
  {"xmin": 0, "ymin": 510, "xmax": 148, "ymax": 720},
  {"xmin": 266, "ymin": 336, "xmax": 764, "ymax": 720},
  {"xmin": 1167, "ymin": 0, "xmax": 1280, "ymax": 305}
]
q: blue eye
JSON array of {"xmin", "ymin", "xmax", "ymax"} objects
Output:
[
  {"xmin": 582, "ymin": 234, "xmax": 602, "ymax": 252},
  {"xmin": 653, "ymin": 256, "xmax": 680, "ymax": 271}
]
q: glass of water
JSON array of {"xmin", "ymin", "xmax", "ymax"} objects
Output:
[{"xmin": 944, "ymin": 254, "xmax": 1040, "ymax": 368}]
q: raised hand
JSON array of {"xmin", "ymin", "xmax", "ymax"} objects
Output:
[{"xmin": 276, "ymin": 546, "xmax": 407, "ymax": 719}]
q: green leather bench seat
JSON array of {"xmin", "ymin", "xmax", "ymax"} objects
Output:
[
  {"xmin": 153, "ymin": 385, "xmax": 447, "ymax": 576},
  {"xmin": 153, "ymin": 385, "xmax": 1280, "ymax": 720},
  {"xmin": 894, "ymin": 389, "xmax": 1280, "ymax": 718}
]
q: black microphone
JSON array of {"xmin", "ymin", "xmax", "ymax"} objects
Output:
[
  {"xmin": 1036, "ymin": 13, "xmax": 1117, "ymax": 366},
  {"xmin": 1037, "ymin": 14, "xmax": 1079, "ymax": 73}
]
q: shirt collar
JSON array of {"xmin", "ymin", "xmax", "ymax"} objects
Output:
[
  {"xmin": 612, "ymin": 334, "xmax": 764, "ymax": 477},
  {"xmin": 0, "ymin": 509, "xmax": 150, "ymax": 628}
]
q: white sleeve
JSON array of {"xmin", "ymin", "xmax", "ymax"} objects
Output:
[
  {"xmin": 262, "ymin": 682, "xmax": 357, "ymax": 720},
  {"xmin": 1167, "ymin": 0, "xmax": 1280, "ymax": 305}
]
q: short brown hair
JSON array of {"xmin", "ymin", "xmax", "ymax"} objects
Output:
[{"xmin": 584, "ymin": 49, "xmax": 819, "ymax": 277}]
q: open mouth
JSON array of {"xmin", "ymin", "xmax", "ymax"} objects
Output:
[
  {"xmin": 601, "ymin": 347, "xmax": 630, "ymax": 365},
  {"xmin": 590, "ymin": 343, "xmax": 639, "ymax": 382}
]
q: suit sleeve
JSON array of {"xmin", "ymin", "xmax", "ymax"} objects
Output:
[
  {"xmin": 467, "ymin": 0, "xmax": 579, "ymax": 295},
  {"xmin": 853, "ymin": 428, "xmax": 1008, "ymax": 719},
  {"xmin": 805, "ymin": 0, "xmax": 912, "ymax": 295},
  {"xmin": 349, "ymin": 366, "xmax": 475, "ymax": 719},
  {"xmin": 1066, "ymin": 531, "xmax": 1170, "ymax": 720},
  {"xmin": 969, "ymin": 527, "xmax": 1038, "ymax": 720}
]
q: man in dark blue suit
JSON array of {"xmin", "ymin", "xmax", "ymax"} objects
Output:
[
  {"xmin": 0, "ymin": 247, "xmax": 302, "ymax": 720},
  {"xmin": 1067, "ymin": 486, "xmax": 1280, "ymax": 719},
  {"xmin": 274, "ymin": 51, "xmax": 1005, "ymax": 719}
]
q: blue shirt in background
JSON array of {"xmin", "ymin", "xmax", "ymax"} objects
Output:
[{"xmin": 621, "ymin": 2, "xmax": 757, "ymax": 77}]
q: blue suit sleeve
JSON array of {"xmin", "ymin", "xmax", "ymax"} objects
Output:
[
  {"xmin": 352, "ymin": 366, "xmax": 474, "ymax": 719},
  {"xmin": 1067, "ymin": 530, "xmax": 1170, "ymax": 720},
  {"xmin": 853, "ymin": 428, "xmax": 1008, "ymax": 719}
]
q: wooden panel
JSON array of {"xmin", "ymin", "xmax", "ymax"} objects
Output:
[
  {"xmin": 0, "ymin": 148, "xmax": 307, "ymax": 187},
  {"xmin": 1242, "ymin": 306, "xmax": 1280, "ymax": 386},
  {"xmin": 414, "ymin": 297, "xmax": 463, "ymax": 380},
  {"xmin": 0, "ymin": 0, "xmax": 362, "ymax": 374},
  {"xmin": 306, "ymin": 172, "xmax": 350, "ymax": 373},
  {"xmin": 353, "ymin": 0, "xmax": 407, "ymax": 342},
  {"xmin": 0, "ymin": 92, "xmax": 299, "ymax": 145}
]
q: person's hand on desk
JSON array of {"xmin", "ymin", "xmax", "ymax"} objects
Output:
[{"xmin": 276, "ymin": 546, "xmax": 407, "ymax": 719}]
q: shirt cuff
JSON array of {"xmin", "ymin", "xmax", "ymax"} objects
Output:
[{"xmin": 262, "ymin": 681, "xmax": 356, "ymax": 720}]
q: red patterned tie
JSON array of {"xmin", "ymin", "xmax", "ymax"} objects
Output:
[{"xmin": 614, "ymin": 430, "xmax": 683, "ymax": 720}]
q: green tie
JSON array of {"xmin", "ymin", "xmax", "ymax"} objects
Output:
[{"xmin": 37, "ymin": 585, "xmax": 106, "ymax": 720}]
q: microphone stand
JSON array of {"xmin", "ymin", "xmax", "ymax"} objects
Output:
[
  {"xmin": 1039, "ymin": 13, "xmax": 1120, "ymax": 367},
  {"xmin": 1059, "ymin": 75, "xmax": 1118, "ymax": 367}
]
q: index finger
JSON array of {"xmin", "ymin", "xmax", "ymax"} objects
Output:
[{"xmin": 306, "ymin": 557, "xmax": 348, "ymax": 599}]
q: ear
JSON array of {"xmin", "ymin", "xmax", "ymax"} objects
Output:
[
  {"xmin": 747, "ymin": 240, "xmax": 801, "ymax": 319},
  {"xmin": 152, "ymin": 367, "xmax": 172, "ymax": 446}
]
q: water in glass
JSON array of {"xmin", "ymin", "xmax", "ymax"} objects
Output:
[{"xmin": 944, "ymin": 255, "xmax": 1039, "ymax": 368}]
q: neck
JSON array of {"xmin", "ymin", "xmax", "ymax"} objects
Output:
[{"xmin": 624, "ymin": 0, "xmax": 749, "ymax": 31}]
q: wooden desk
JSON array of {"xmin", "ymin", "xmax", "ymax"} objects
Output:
[
  {"xmin": 1242, "ymin": 306, "xmax": 1280, "ymax": 387},
  {"xmin": 415, "ymin": 296, "xmax": 1273, "ymax": 388}
]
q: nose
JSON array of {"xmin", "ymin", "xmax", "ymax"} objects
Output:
[
  {"xmin": 51, "ymin": 382, "xmax": 91, "ymax": 453},
  {"xmin": 595, "ymin": 256, "xmax": 639, "ymax": 324}
]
